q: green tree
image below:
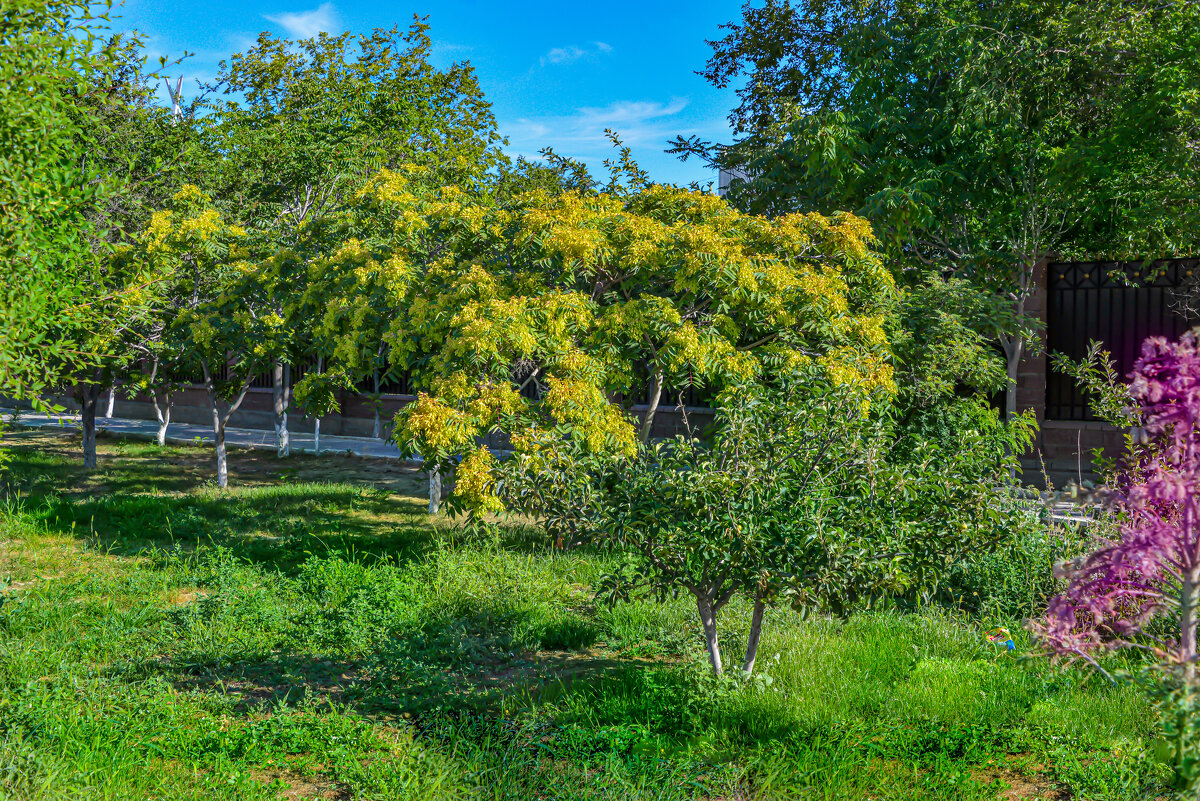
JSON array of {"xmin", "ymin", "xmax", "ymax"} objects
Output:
[
  {"xmin": 589, "ymin": 373, "xmax": 1033, "ymax": 677},
  {"xmin": 0, "ymin": 1, "xmax": 111, "ymax": 410},
  {"xmin": 198, "ymin": 19, "xmax": 504, "ymax": 455},
  {"xmin": 51, "ymin": 31, "xmax": 196, "ymax": 467},
  {"xmin": 677, "ymin": 0, "xmax": 1200, "ymax": 419},
  {"xmin": 139, "ymin": 185, "xmax": 261, "ymax": 488}
]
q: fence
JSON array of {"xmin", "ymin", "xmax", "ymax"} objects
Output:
[{"xmin": 1045, "ymin": 258, "xmax": 1200, "ymax": 420}]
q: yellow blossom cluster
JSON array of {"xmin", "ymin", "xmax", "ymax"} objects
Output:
[
  {"xmin": 319, "ymin": 167, "xmax": 896, "ymax": 518},
  {"xmin": 542, "ymin": 376, "xmax": 637, "ymax": 457},
  {"xmin": 453, "ymin": 447, "xmax": 504, "ymax": 515},
  {"xmin": 397, "ymin": 393, "xmax": 477, "ymax": 454}
]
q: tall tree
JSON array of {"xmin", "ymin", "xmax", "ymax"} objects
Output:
[
  {"xmin": 676, "ymin": 0, "xmax": 1200, "ymax": 418},
  {"xmin": 51, "ymin": 31, "xmax": 195, "ymax": 467},
  {"xmin": 0, "ymin": 1, "xmax": 110, "ymax": 413},
  {"xmin": 315, "ymin": 165, "xmax": 896, "ymax": 515},
  {"xmin": 198, "ymin": 19, "xmax": 504, "ymax": 456}
]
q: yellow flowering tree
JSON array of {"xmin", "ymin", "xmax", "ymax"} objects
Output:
[
  {"xmin": 140, "ymin": 185, "xmax": 279, "ymax": 488},
  {"xmin": 317, "ymin": 167, "xmax": 896, "ymax": 515}
]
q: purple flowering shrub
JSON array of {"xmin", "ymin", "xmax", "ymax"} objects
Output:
[{"xmin": 1033, "ymin": 330, "xmax": 1200, "ymax": 794}]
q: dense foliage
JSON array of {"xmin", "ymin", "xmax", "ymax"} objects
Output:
[
  {"xmin": 0, "ymin": 1, "xmax": 107, "ymax": 404},
  {"xmin": 678, "ymin": 0, "xmax": 1200, "ymax": 417},
  {"xmin": 325, "ymin": 169, "xmax": 898, "ymax": 512}
]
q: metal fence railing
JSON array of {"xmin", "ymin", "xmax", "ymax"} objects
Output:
[{"xmin": 1046, "ymin": 258, "xmax": 1199, "ymax": 420}]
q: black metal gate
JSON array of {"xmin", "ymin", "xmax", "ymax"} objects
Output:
[{"xmin": 1046, "ymin": 258, "xmax": 1200, "ymax": 420}]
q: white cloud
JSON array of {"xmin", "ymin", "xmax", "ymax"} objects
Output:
[
  {"xmin": 503, "ymin": 97, "xmax": 695, "ymax": 165},
  {"xmin": 539, "ymin": 41, "xmax": 612, "ymax": 67},
  {"xmin": 263, "ymin": 2, "xmax": 339, "ymax": 39}
]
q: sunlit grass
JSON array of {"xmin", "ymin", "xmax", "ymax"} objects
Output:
[{"xmin": 0, "ymin": 430, "xmax": 1169, "ymax": 799}]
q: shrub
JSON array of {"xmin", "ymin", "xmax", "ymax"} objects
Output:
[{"xmin": 1032, "ymin": 330, "xmax": 1200, "ymax": 797}]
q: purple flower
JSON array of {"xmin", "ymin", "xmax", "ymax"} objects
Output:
[{"xmin": 1033, "ymin": 330, "xmax": 1200, "ymax": 675}]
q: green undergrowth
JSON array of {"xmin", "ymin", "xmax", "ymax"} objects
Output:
[{"xmin": 0, "ymin": 432, "xmax": 1169, "ymax": 799}]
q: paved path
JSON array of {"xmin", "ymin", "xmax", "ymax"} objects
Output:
[{"xmin": 1, "ymin": 409, "xmax": 416, "ymax": 462}]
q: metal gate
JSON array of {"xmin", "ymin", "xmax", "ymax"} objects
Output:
[{"xmin": 1046, "ymin": 258, "xmax": 1200, "ymax": 420}]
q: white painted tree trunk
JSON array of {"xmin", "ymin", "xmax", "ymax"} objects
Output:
[
  {"xmin": 104, "ymin": 386, "xmax": 116, "ymax": 418},
  {"xmin": 202, "ymin": 362, "xmax": 250, "ymax": 490},
  {"xmin": 152, "ymin": 389, "xmax": 172, "ymax": 446},
  {"xmin": 273, "ymin": 361, "xmax": 291, "ymax": 458},
  {"xmin": 214, "ymin": 418, "xmax": 228, "ymax": 489},
  {"xmin": 697, "ymin": 595, "xmax": 723, "ymax": 676},
  {"xmin": 743, "ymin": 594, "xmax": 766, "ymax": 676},
  {"xmin": 428, "ymin": 465, "xmax": 442, "ymax": 514}
]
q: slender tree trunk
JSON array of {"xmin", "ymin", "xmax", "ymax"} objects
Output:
[
  {"xmin": 151, "ymin": 388, "xmax": 172, "ymax": 446},
  {"xmin": 428, "ymin": 465, "xmax": 442, "ymax": 514},
  {"xmin": 1182, "ymin": 504, "xmax": 1199, "ymax": 686},
  {"xmin": 743, "ymin": 592, "xmax": 766, "ymax": 676},
  {"xmin": 372, "ymin": 369, "xmax": 382, "ymax": 439},
  {"xmin": 214, "ymin": 416, "xmax": 229, "ymax": 489},
  {"xmin": 1004, "ymin": 332, "xmax": 1024, "ymax": 422},
  {"xmin": 696, "ymin": 594, "xmax": 723, "ymax": 676},
  {"xmin": 104, "ymin": 385, "xmax": 116, "ymax": 418},
  {"xmin": 202, "ymin": 362, "xmax": 251, "ymax": 490},
  {"xmin": 80, "ymin": 385, "xmax": 100, "ymax": 470},
  {"xmin": 1183, "ymin": 567, "xmax": 1199, "ymax": 687},
  {"xmin": 273, "ymin": 360, "xmax": 290, "ymax": 458},
  {"xmin": 313, "ymin": 355, "xmax": 324, "ymax": 454},
  {"xmin": 639, "ymin": 370, "xmax": 665, "ymax": 444}
]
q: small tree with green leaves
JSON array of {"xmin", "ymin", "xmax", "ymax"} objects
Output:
[{"xmin": 586, "ymin": 370, "xmax": 1034, "ymax": 677}]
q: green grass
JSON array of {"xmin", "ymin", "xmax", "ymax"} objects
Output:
[{"xmin": 0, "ymin": 428, "xmax": 1169, "ymax": 799}]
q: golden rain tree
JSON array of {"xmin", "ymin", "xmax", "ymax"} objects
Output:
[
  {"xmin": 139, "ymin": 185, "xmax": 289, "ymax": 488},
  {"xmin": 308, "ymin": 167, "xmax": 896, "ymax": 515}
]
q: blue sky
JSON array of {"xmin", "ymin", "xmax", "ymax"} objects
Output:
[{"xmin": 117, "ymin": 0, "xmax": 744, "ymax": 187}]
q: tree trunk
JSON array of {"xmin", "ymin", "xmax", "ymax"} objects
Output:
[
  {"xmin": 639, "ymin": 370, "xmax": 665, "ymax": 444},
  {"xmin": 1004, "ymin": 332, "xmax": 1024, "ymax": 422},
  {"xmin": 696, "ymin": 594, "xmax": 723, "ymax": 676},
  {"xmin": 372, "ymin": 369, "xmax": 382, "ymax": 439},
  {"xmin": 428, "ymin": 465, "xmax": 442, "ymax": 514},
  {"xmin": 104, "ymin": 386, "xmax": 116, "ymax": 418},
  {"xmin": 312, "ymin": 355, "xmax": 324, "ymax": 454},
  {"xmin": 1182, "ymin": 503, "xmax": 1199, "ymax": 686},
  {"xmin": 202, "ymin": 361, "xmax": 251, "ymax": 490},
  {"xmin": 273, "ymin": 360, "xmax": 290, "ymax": 458},
  {"xmin": 743, "ymin": 592, "xmax": 766, "ymax": 676},
  {"xmin": 215, "ymin": 417, "xmax": 229, "ymax": 489},
  {"xmin": 152, "ymin": 388, "xmax": 172, "ymax": 446},
  {"xmin": 80, "ymin": 385, "xmax": 100, "ymax": 470}
]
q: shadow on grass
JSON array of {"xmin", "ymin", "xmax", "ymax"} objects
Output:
[
  {"xmin": 140, "ymin": 610, "xmax": 628, "ymax": 720},
  {"xmin": 3, "ymin": 428, "xmax": 554, "ymax": 572}
]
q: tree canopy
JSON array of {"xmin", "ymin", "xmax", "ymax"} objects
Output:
[
  {"xmin": 675, "ymin": 0, "xmax": 1200, "ymax": 416},
  {"xmin": 306, "ymin": 166, "xmax": 896, "ymax": 513}
]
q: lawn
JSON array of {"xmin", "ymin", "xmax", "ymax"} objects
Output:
[{"xmin": 0, "ymin": 429, "xmax": 1166, "ymax": 800}]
